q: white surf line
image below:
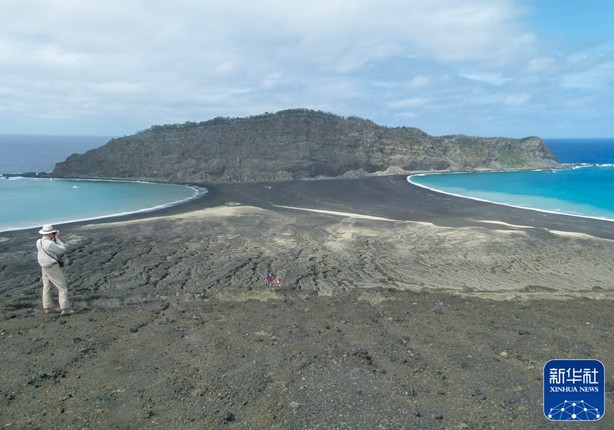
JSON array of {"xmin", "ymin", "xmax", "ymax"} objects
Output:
[
  {"xmin": 472, "ymin": 219, "xmax": 612, "ymax": 241},
  {"xmin": 273, "ymin": 205, "xmax": 397, "ymax": 222},
  {"xmin": 469, "ymin": 220, "xmax": 535, "ymax": 230}
]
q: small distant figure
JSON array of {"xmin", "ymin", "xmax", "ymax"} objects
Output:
[
  {"xmin": 264, "ymin": 272, "xmax": 282, "ymax": 287},
  {"xmin": 36, "ymin": 224, "xmax": 74, "ymax": 316}
]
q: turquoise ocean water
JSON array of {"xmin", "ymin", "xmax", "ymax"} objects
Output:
[
  {"xmin": 1, "ymin": 135, "xmax": 200, "ymax": 232},
  {"xmin": 409, "ymin": 138, "xmax": 614, "ymax": 222}
]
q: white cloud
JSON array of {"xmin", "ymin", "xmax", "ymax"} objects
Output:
[
  {"xmin": 561, "ymin": 61, "xmax": 614, "ymax": 90},
  {"xmin": 504, "ymin": 94, "xmax": 531, "ymax": 106},
  {"xmin": 406, "ymin": 75, "xmax": 431, "ymax": 88},
  {"xmin": 0, "ymin": 0, "xmax": 612, "ymax": 137},
  {"xmin": 527, "ymin": 57, "xmax": 556, "ymax": 73},
  {"xmin": 388, "ymin": 98, "xmax": 429, "ymax": 109},
  {"xmin": 404, "ymin": 1, "xmax": 536, "ymax": 63},
  {"xmin": 461, "ymin": 73, "xmax": 510, "ymax": 86}
]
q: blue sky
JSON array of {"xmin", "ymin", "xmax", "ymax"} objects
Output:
[{"xmin": 1, "ymin": 0, "xmax": 613, "ymax": 138}]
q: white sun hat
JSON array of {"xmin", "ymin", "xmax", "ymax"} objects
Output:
[{"xmin": 39, "ymin": 224, "xmax": 58, "ymax": 235}]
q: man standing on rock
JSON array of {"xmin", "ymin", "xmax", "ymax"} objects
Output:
[{"xmin": 36, "ymin": 224, "xmax": 74, "ymax": 316}]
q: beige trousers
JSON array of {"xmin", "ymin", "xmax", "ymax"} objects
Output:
[{"xmin": 41, "ymin": 264, "xmax": 69, "ymax": 310}]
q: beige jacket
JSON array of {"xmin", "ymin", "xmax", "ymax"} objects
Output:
[{"xmin": 37, "ymin": 236, "xmax": 67, "ymax": 268}]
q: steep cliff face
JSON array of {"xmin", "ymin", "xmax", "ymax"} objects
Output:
[{"xmin": 53, "ymin": 109, "xmax": 559, "ymax": 183}]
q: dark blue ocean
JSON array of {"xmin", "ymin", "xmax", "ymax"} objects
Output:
[
  {"xmin": 0, "ymin": 134, "xmax": 113, "ymax": 175},
  {"xmin": 410, "ymin": 138, "xmax": 614, "ymax": 222},
  {"xmin": 546, "ymin": 138, "xmax": 614, "ymax": 164},
  {"xmin": 0, "ymin": 135, "xmax": 200, "ymax": 232}
]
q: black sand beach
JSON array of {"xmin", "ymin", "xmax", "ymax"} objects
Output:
[{"xmin": 1, "ymin": 176, "xmax": 613, "ymax": 429}]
